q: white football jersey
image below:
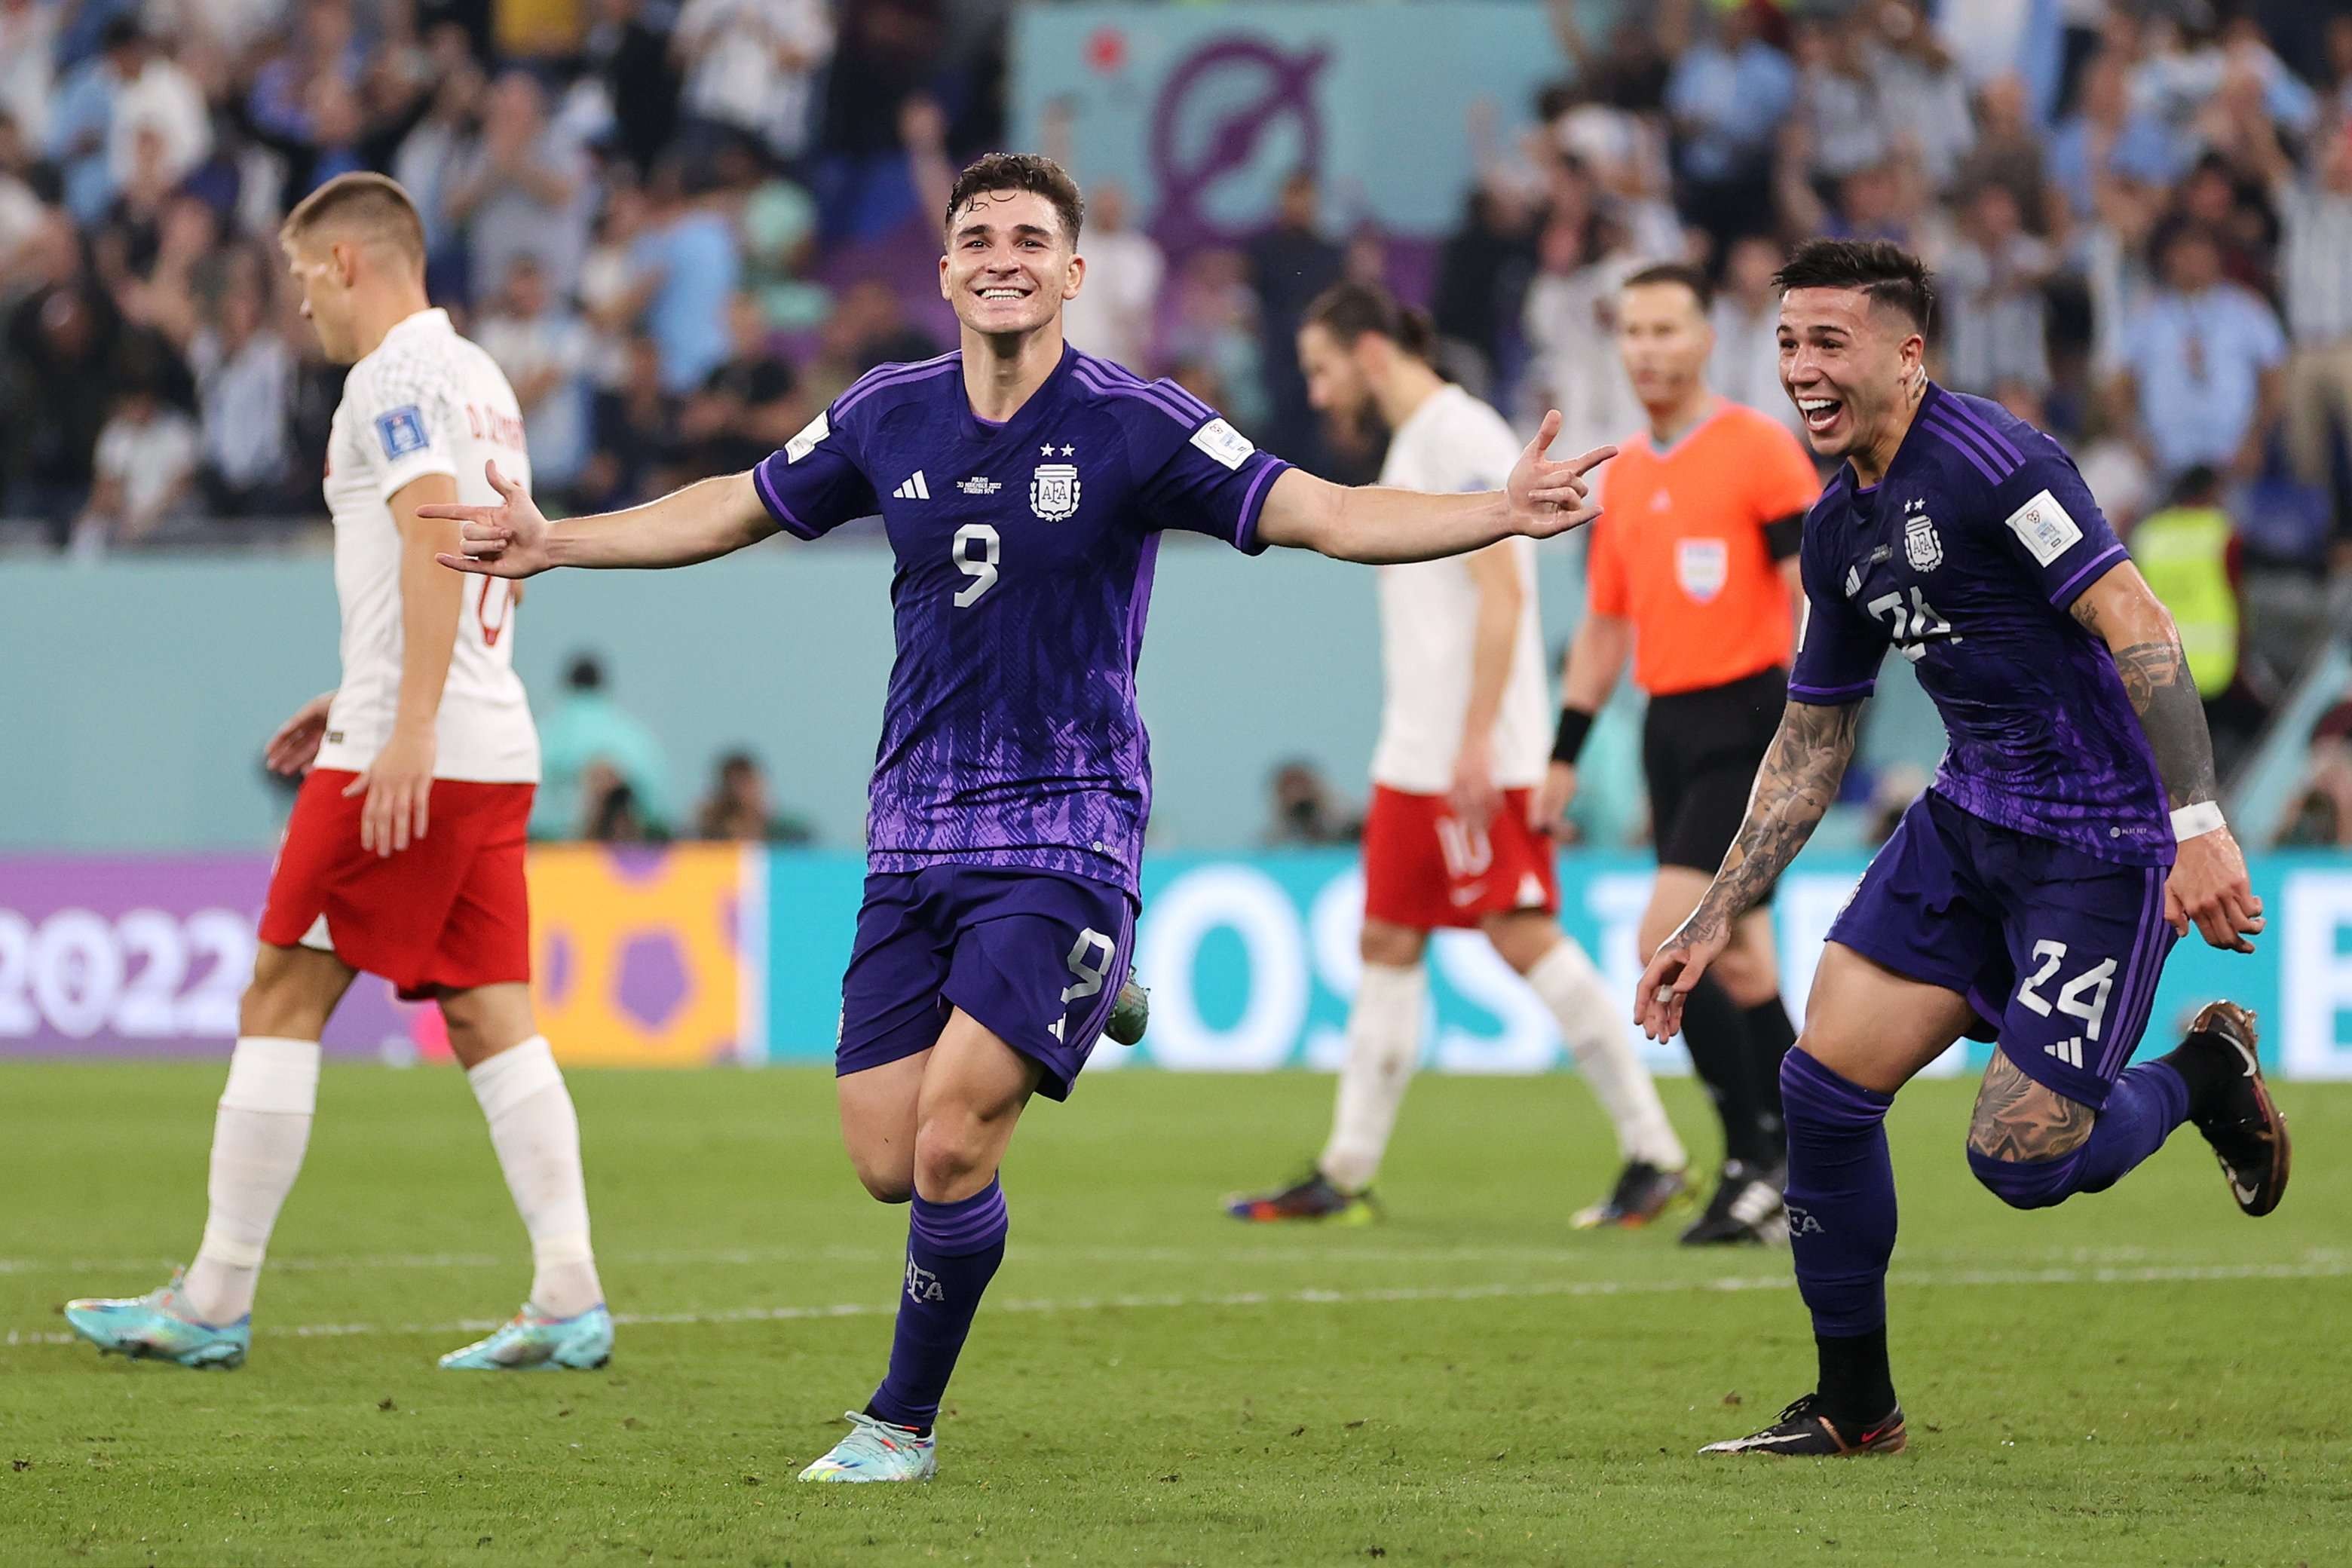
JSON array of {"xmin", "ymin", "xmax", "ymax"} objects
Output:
[
  {"xmin": 315, "ymin": 308, "xmax": 539, "ymax": 782},
  {"xmin": 1369, "ymin": 384, "xmax": 1550, "ymax": 795}
]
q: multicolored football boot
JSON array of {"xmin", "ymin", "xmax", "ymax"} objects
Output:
[
  {"xmin": 798, "ymin": 1410, "xmax": 938, "ymax": 1483},
  {"xmin": 2177, "ymin": 1001, "xmax": 2290, "ymax": 1217},
  {"xmin": 1701, "ymin": 1393, "xmax": 1908, "ymax": 1456},
  {"xmin": 438, "ymin": 1303, "xmax": 614, "ymax": 1370},
  {"xmin": 63, "ymin": 1269, "xmax": 250, "ymax": 1369},
  {"xmin": 1223, "ymin": 1170, "xmax": 1380, "ymax": 1224},
  {"xmin": 1106, "ymin": 975, "xmax": 1150, "ymax": 1046},
  {"xmin": 1570, "ymin": 1159, "xmax": 1692, "ymax": 1230}
]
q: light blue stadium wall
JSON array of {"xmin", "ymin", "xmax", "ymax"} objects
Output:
[{"xmin": 0, "ymin": 542, "xmax": 1940, "ymax": 851}]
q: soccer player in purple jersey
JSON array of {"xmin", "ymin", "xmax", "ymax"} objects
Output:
[
  {"xmin": 427, "ymin": 153, "xmax": 1616, "ymax": 1482},
  {"xmin": 1631, "ymin": 240, "xmax": 2289, "ymax": 1458}
]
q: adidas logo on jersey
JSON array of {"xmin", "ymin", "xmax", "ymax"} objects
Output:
[
  {"xmin": 2044, "ymin": 1037, "xmax": 2085, "ymax": 1069},
  {"xmin": 893, "ymin": 471, "xmax": 931, "ymax": 501}
]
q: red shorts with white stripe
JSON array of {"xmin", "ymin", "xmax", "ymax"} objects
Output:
[
  {"xmin": 1361, "ymin": 784, "xmax": 1560, "ymax": 931},
  {"xmin": 257, "ymin": 769, "xmax": 534, "ymax": 1000}
]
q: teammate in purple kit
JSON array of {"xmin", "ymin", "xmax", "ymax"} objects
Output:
[
  {"xmin": 1634, "ymin": 240, "xmax": 2289, "ymax": 1458},
  {"xmin": 428, "ymin": 153, "xmax": 1616, "ymax": 1482}
]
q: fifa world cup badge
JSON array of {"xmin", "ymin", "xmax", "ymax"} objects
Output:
[
  {"xmin": 1903, "ymin": 500, "xmax": 1943, "ymax": 572},
  {"xmin": 1031, "ymin": 461, "xmax": 1081, "ymax": 521}
]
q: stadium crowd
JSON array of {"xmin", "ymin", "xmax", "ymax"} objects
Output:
[{"xmin": 4, "ymin": 0, "xmax": 2349, "ymax": 838}]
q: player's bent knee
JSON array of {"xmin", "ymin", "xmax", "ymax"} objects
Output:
[
  {"xmin": 911, "ymin": 1108, "xmax": 1000, "ymax": 1201},
  {"xmin": 852, "ymin": 1159, "xmax": 915, "ymax": 1205}
]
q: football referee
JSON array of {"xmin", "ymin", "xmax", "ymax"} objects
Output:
[{"xmin": 1539, "ymin": 262, "xmax": 1821, "ymax": 1244}]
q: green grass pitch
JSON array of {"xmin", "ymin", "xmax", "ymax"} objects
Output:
[{"xmin": 2, "ymin": 1062, "xmax": 2344, "ymax": 1566}]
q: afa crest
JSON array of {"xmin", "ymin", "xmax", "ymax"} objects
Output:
[
  {"xmin": 1903, "ymin": 510, "xmax": 1943, "ymax": 573},
  {"xmin": 1031, "ymin": 462, "xmax": 1081, "ymax": 522}
]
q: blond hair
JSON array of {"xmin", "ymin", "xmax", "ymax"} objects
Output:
[{"xmin": 280, "ymin": 172, "xmax": 427, "ymax": 268}]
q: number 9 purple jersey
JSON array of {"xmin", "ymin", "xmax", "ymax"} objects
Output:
[
  {"xmin": 1787, "ymin": 382, "xmax": 2172, "ymax": 868},
  {"xmin": 752, "ymin": 345, "xmax": 1292, "ymax": 895}
]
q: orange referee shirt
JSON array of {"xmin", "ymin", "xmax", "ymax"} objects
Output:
[{"xmin": 1587, "ymin": 400, "xmax": 1821, "ymax": 697}]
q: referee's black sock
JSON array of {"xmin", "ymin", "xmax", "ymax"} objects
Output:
[
  {"xmin": 1680, "ymin": 975, "xmax": 1772, "ymax": 1167},
  {"xmin": 1744, "ymin": 997, "xmax": 1798, "ymax": 1159}
]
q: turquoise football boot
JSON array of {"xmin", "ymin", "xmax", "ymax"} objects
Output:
[
  {"xmin": 798, "ymin": 1410, "xmax": 938, "ymax": 1483},
  {"xmin": 64, "ymin": 1269, "xmax": 250, "ymax": 1369},
  {"xmin": 1106, "ymin": 974, "xmax": 1150, "ymax": 1046},
  {"xmin": 438, "ymin": 1303, "xmax": 614, "ymax": 1370}
]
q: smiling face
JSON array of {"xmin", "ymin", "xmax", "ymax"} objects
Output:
[
  {"xmin": 937, "ymin": 188, "xmax": 1084, "ymax": 341},
  {"xmin": 1778, "ymin": 285, "xmax": 1923, "ymax": 461}
]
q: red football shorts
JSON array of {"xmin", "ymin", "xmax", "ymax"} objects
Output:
[
  {"xmin": 1361, "ymin": 784, "xmax": 1560, "ymax": 931},
  {"xmin": 258, "ymin": 768, "xmax": 534, "ymax": 1000}
]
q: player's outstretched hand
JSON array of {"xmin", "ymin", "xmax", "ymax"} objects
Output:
[
  {"xmin": 2166, "ymin": 825, "xmax": 2265, "ymax": 954},
  {"xmin": 264, "ymin": 691, "xmax": 336, "ymax": 776},
  {"xmin": 1634, "ymin": 917, "xmax": 1729, "ymax": 1041},
  {"xmin": 425, "ymin": 461, "xmax": 553, "ymax": 578},
  {"xmin": 1533, "ymin": 761, "xmax": 1578, "ymax": 835},
  {"xmin": 344, "ymin": 726, "xmax": 435, "ymax": 858},
  {"xmin": 1505, "ymin": 411, "xmax": 1615, "ymax": 540}
]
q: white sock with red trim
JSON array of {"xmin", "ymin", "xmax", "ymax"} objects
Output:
[
  {"xmin": 467, "ymin": 1037, "xmax": 603, "ymax": 1319},
  {"xmin": 183, "ymin": 1037, "xmax": 320, "ymax": 1325},
  {"xmin": 1319, "ymin": 963, "xmax": 1426, "ymax": 1193},
  {"xmin": 1525, "ymin": 939, "xmax": 1687, "ymax": 1171}
]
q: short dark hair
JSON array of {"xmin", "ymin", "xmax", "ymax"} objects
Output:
[
  {"xmin": 1772, "ymin": 239, "xmax": 1937, "ymax": 333},
  {"xmin": 1302, "ymin": 279, "xmax": 1437, "ymax": 363},
  {"xmin": 1622, "ymin": 261, "xmax": 1713, "ymax": 314},
  {"xmin": 945, "ymin": 153, "xmax": 1084, "ymax": 246}
]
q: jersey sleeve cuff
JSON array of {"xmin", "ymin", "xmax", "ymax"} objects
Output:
[
  {"xmin": 2047, "ymin": 542, "xmax": 2127, "ymax": 608},
  {"xmin": 1231, "ymin": 457, "xmax": 1291, "ymax": 556},
  {"xmin": 375, "ymin": 455, "xmax": 461, "ymax": 506},
  {"xmin": 752, "ymin": 457, "xmax": 821, "ymax": 541},
  {"xmin": 1787, "ymin": 678, "xmax": 1876, "ymax": 704}
]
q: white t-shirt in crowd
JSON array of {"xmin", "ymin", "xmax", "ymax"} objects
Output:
[
  {"xmin": 1369, "ymin": 383, "xmax": 1550, "ymax": 795},
  {"xmin": 1063, "ymin": 226, "xmax": 1166, "ymax": 373},
  {"xmin": 316, "ymin": 307, "xmax": 540, "ymax": 783}
]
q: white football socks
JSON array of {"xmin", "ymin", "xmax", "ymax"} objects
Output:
[
  {"xmin": 184, "ymin": 1037, "xmax": 321, "ymax": 1325},
  {"xmin": 1319, "ymin": 963, "xmax": 1428, "ymax": 1193},
  {"xmin": 466, "ymin": 1037, "xmax": 604, "ymax": 1319},
  {"xmin": 1525, "ymin": 939, "xmax": 1687, "ymax": 1171}
]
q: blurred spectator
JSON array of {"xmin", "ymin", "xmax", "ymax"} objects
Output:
[
  {"xmin": 694, "ymin": 749, "xmax": 813, "ymax": 843},
  {"xmin": 1061, "ymin": 180, "xmax": 1163, "ymax": 374},
  {"xmin": 2127, "ymin": 465, "xmax": 2256, "ymax": 771},
  {"xmin": 231, "ymin": 61, "xmax": 430, "ymax": 210},
  {"xmin": 739, "ymin": 173, "xmax": 830, "ymax": 332},
  {"xmin": 2274, "ymin": 738, "xmax": 2352, "ymax": 848},
  {"xmin": 75, "ymin": 375, "xmax": 199, "ymax": 555},
  {"xmin": 678, "ymin": 293, "xmax": 802, "ymax": 476},
  {"xmin": 581, "ymin": 762, "xmax": 662, "ymax": 844},
  {"xmin": 2262, "ymin": 124, "xmax": 2352, "ymax": 506},
  {"xmin": 475, "ymin": 256, "xmax": 596, "ymax": 500},
  {"xmin": 2109, "ymin": 221, "xmax": 2286, "ymax": 484},
  {"xmin": 1865, "ymin": 1, "xmax": 1974, "ymax": 194},
  {"xmin": 390, "ymin": 54, "xmax": 487, "ymax": 268},
  {"xmin": 1662, "ymin": 0, "xmax": 1793, "ymax": 252},
  {"xmin": 584, "ymin": 0, "xmax": 682, "ymax": 178},
  {"xmin": 1432, "ymin": 181, "xmax": 1538, "ymax": 397},
  {"xmin": 1247, "ymin": 171, "xmax": 1345, "ymax": 462},
  {"xmin": 2050, "ymin": 51, "xmax": 2187, "ymax": 222},
  {"xmin": 0, "ymin": 0, "xmax": 58, "ymax": 149},
  {"xmin": 5, "ymin": 247, "xmax": 130, "ymax": 535},
  {"xmin": 1939, "ymin": 182, "xmax": 2054, "ymax": 397},
  {"xmin": 625, "ymin": 158, "xmax": 741, "ymax": 396},
  {"xmin": 1792, "ymin": 18, "xmax": 1897, "ymax": 183},
  {"xmin": 674, "ymin": 0, "xmax": 834, "ymax": 164},
  {"xmin": 1163, "ymin": 247, "xmax": 1269, "ymax": 435},
  {"xmin": 0, "ymin": 114, "xmax": 42, "ymax": 283},
  {"xmin": 534, "ymin": 653, "xmax": 673, "ymax": 841},
  {"xmin": 1709, "ymin": 234, "xmax": 1803, "ymax": 437},
  {"xmin": 442, "ymin": 72, "xmax": 593, "ymax": 302},
  {"xmin": 1263, "ymin": 760, "xmax": 1358, "ymax": 848},
  {"xmin": 1954, "ymin": 73, "xmax": 2049, "ymax": 231},
  {"xmin": 581, "ymin": 333, "xmax": 683, "ymax": 509},
  {"xmin": 805, "ymin": 277, "xmax": 939, "ymax": 406},
  {"xmin": 1521, "ymin": 206, "xmax": 1640, "ymax": 464},
  {"xmin": 49, "ymin": 21, "xmax": 207, "ymax": 225},
  {"xmin": 187, "ymin": 272, "xmax": 299, "ymax": 517}
]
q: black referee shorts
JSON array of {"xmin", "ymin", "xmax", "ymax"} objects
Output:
[{"xmin": 1641, "ymin": 665, "xmax": 1788, "ymax": 896}]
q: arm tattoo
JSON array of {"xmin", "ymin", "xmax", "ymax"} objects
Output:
[
  {"xmin": 2068, "ymin": 597, "xmax": 2221, "ymax": 810},
  {"xmin": 1683, "ymin": 700, "xmax": 1863, "ymax": 943},
  {"xmin": 1968, "ymin": 1052, "xmax": 2095, "ymax": 1161}
]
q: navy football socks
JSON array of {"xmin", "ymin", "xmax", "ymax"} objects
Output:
[
  {"xmin": 1779, "ymin": 1048, "xmax": 1900, "ymax": 1422},
  {"xmin": 868, "ymin": 1178, "xmax": 1009, "ymax": 1432}
]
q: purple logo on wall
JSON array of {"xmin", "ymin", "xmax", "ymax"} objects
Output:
[
  {"xmin": 0, "ymin": 856, "xmax": 414, "ymax": 1058},
  {"xmin": 1149, "ymin": 37, "xmax": 1328, "ymax": 246}
]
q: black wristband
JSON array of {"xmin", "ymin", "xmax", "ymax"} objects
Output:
[{"xmin": 1551, "ymin": 706, "xmax": 1595, "ymax": 765}]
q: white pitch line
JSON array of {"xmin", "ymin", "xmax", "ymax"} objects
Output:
[
  {"xmin": 11, "ymin": 1240, "xmax": 2328, "ymax": 1278},
  {"xmin": 8, "ymin": 1256, "xmax": 2347, "ymax": 1349}
]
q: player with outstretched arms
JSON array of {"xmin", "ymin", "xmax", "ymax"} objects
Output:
[
  {"xmin": 1226, "ymin": 280, "xmax": 1688, "ymax": 1227},
  {"xmin": 66, "ymin": 174, "xmax": 613, "ymax": 1374},
  {"xmin": 432, "ymin": 153, "xmax": 1615, "ymax": 1482},
  {"xmin": 1635, "ymin": 240, "xmax": 2286, "ymax": 1456}
]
